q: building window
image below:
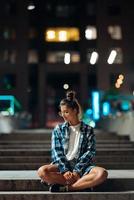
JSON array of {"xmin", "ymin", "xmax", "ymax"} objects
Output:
[
  {"xmin": 3, "ymin": 27, "xmax": 16, "ymax": 40},
  {"xmin": 28, "ymin": 28, "xmax": 38, "ymax": 39},
  {"xmin": 55, "ymin": 5, "xmax": 75, "ymax": 17},
  {"xmin": 108, "ymin": 5, "xmax": 121, "ymax": 16},
  {"xmin": 87, "ymin": 49, "xmax": 99, "ymax": 65},
  {"xmin": 85, "ymin": 26, "xmax": 97, "ymax": 40},
  {"xmin": 1, "ymin": 74, "xmax": 16, "ymax": 90},
  {"xmin": 46, "ymin": 51, "xmax": 80, "ymax": 63},
  {"xmin": 1, "ymin": 50, "xmax": 17, "ymax": 64},
  {"xmin": 108, "ymin": 25, "xmax": 122, "ymax": 40},
  {"xmin": 107, "ymin": 48, "xmax": 123, "ymax": 64},
  {"xmin": 45, "ymin": 28, "xmax": 80, "ymax": 42},
  {"xmin": 28, "ymin": 50, "xmax": 39, "ymax": 64}
]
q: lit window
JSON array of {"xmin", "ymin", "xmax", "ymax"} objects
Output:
[
  {"xmin": 85, "ymin": 26, "xmax": 97, "ymax": 40},
  {"xmin": 10, "ymin": 50, "xmax": 16, "ymax": 64},
  {"xmin": 71, "ymin": 54, "xmax": 80, "ymax": 63},
  {"xmin": 87, "ymin": 49, "xmax": 99, "ymax": 64},
  {"xmin": 2, "ymin": 50, "xmax": 16, "ymax": 64},
  {"xmin": 64, "ymin": 53, "xmax": 70, "ymax": 64},
  {"xmin": 28, "ymin": 50, "xmax": 38, "ymax": 64},
  {"xmin": 59, "ymin": 31, "xmax": 67, "ymax": 41},
  {"xmin": 46, "ymin": 51, "xmax": 80, "ymax": 63},
  {"xmin": 108, "ymin": 25, "xmax": 122, "ymax": 40},
  {"xmin": 45, "ymin": 28, "xmax": 80, "ymax": 42},
  {"xmin": 46, "ymin": 30, "xmax": 55, "ymax": 40},
  {"xmin": 107, "ymin": 48, "xmax": 123, "ymax": 64}
]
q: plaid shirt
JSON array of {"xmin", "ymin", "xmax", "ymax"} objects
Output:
[{"xmin": 51, "ymin": 121, "xmax": 96, "ymax": 176}]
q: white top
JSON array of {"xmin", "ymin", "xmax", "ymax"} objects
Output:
[{"xmin": 66, "ymin": 123, "xmax": 81, "ymax": 161}]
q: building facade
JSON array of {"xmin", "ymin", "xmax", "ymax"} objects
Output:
[{"xmin": 0, "ymin": 0, "xmax": 134, "ymax": 127}]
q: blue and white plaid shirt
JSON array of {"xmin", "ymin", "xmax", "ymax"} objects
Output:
[{"xmin": 51, "ymin": 121, "xmax": 96, "ymax": 176}]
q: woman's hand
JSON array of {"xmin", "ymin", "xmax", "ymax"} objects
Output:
[
  {"xmin": 63, "ymin": 171, "xmax": 80, "ymax": 185},
  {"xmin": 63, "ymin": 171, "xmax": 76, "ymax": 185},
  {"xmin": 72, "ymin": 172, "xmax": 80, "ymax": 181}
]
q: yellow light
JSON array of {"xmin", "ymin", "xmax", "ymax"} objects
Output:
[
  {"xmin": 59, "ymin": 31, "xmax": 67, "ymax": 41},
  {"xmin": 71, "ymin": 54, "xmax": 80, "ymax": 62},
  {"xmin": 45, "ymin": 28, "xmax": 80, "ymax": 42},
  {"xmin": 115, "ymin": 82, "xmax": 120, "ymax": 88},
  {"xmin": 119, "ymin": 74, "xmax": 124, "ymax": 80},
  {"xmin": 46, "ymin": 30, "xmax": 55, "ymax": 40},
  {"xmin": 117, "ymin": 78, "xmax": 123, "ymax": 85}
]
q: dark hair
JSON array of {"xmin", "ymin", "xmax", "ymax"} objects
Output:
[{"xmin": 59, "ymin": 90, "xmax": 80, "ymax": 114}]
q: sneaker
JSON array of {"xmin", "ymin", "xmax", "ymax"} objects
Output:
[{"xmin": 49, "ymin": 184, "xmax": 68, "ymax": 192}]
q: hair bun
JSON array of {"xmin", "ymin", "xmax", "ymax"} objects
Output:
[{"xmin": 66, "ymin": 90, "xmax": 76, "ymax": 101}]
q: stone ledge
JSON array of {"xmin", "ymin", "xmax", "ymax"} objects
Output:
[{"xmin": 0, "ymin": 191, "xmax": 134, "ymax": 200}]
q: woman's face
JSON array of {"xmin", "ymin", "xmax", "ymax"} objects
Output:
[{"xmin": 59, "ymin": 105, "xmax": 78, "ymax": 123}]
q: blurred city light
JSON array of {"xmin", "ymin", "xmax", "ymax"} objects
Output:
[
  {"xmin": 85, "ymin": 26, "xmax": 97, "ymax": 40},
  {"xmin": 92, "ymin": 91, "xmax": 100, "ymax": 120},
  {"xmin": 102, "ymin": 102, "xmax": 111, "ymax": 116},
  {"xmin": 27, "ymin": 1, "xmax": 35, "ymax": 10},
  {"xmin": 59, "ymin": 31, "xmax": 67, "ymax": 41},
  {"xmin": 107, "ymin": 50, "xmax": 117, "ymax": 64},
  {"xmin": 119, "ymin": 74, "xmax": 124, "ymax": 80},
  {"xmin": 117, "ymin": 78, "xmax": 123, "ymax": 85},
  {"xmin": 0, "ymin": 95, "xmax": 15, "ymax": 115},
  {"xmin": 64, "ymin": 53, "xmax": 70, "ymax": 64},
  {"xmin": 45, "ymin": 28, "xmax": 80, "ymax": 42},
  {"xmin": 90, "ymin": 51, "xmax": 99, "ymax": 65},
  {"xmin": 63, "ymin": 84, "xmax": 69, "ymax": 90},
  {"xmin": 115, "ymin": 82, "xmax": 120, "ymax": 88},
  {"xmin": 46, "ymin": 30, "xmax": 55, "ymax": 40}
]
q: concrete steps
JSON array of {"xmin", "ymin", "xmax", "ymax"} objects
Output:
[
  {"xmin": 0, "ymin": 170, "xmax": 134, "ymax": 200},
  {"xmin": 0, "ymin": 129, "xmax": 134, "ymax": 169},
  {"xmin": 0, "ymin": 170, "xmax": 134, "ymax": 191},
  {"xmin": 0, "ymin": 129, "xmax": 134, "ymax": 199},
  {"xmin": 0, "ymin": 191, "xmax": 134, "ymax": 200}
]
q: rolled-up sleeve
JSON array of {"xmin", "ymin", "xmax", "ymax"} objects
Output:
[{"xmin": 51, "ymin": 126, "xmax": 70, "ymax": 174}]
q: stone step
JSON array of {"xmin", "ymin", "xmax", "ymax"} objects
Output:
[
  {"xmin": 0, "ymin": 170, "xmax": 134, "ymax": 191},
  {"xmin": 0, "ymin": 155, "xmax": 134, "ymax": 163},
  {"xmin": 0, "ymin": 131, "xmax": 128, "ymax": 141},
  {"xmin": 0, "ymin": 139, "xmax": 132, "ymax": 144},
  {"xmin": 0, "ymin": 191, "xmax": 134, "ymax": 200},
  {"xmin": 0, "ymin": 148, "xmax": 134, "ymax": 156},
  {"xmin": 0, "ymin": 143, "xmax": 133, "ymax": 149},
  {"xmin": 0, "ymin": 162, "xmax": 134, "ymax": 170}
]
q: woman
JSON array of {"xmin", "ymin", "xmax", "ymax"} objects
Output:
[{"xmin": 37, "ymin": 90, "xmax": 108, "ymax": 192}]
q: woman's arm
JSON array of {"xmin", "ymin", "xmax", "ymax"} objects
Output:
[{"xmin": 51, "ymin": 125, "xmax": 70, "ymax": 174}]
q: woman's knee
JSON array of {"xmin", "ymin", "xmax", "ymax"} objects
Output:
[
  {"xmin": 91, "ymin": 167, "xmax": 108, "ymax": 182},
  {"xmin": 97, "ymin": 168, "xmax": 108, "ymax": 181},
  {"xmin": 37, "ymin": 165, "xmax": 49, "ymax": 179}
]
